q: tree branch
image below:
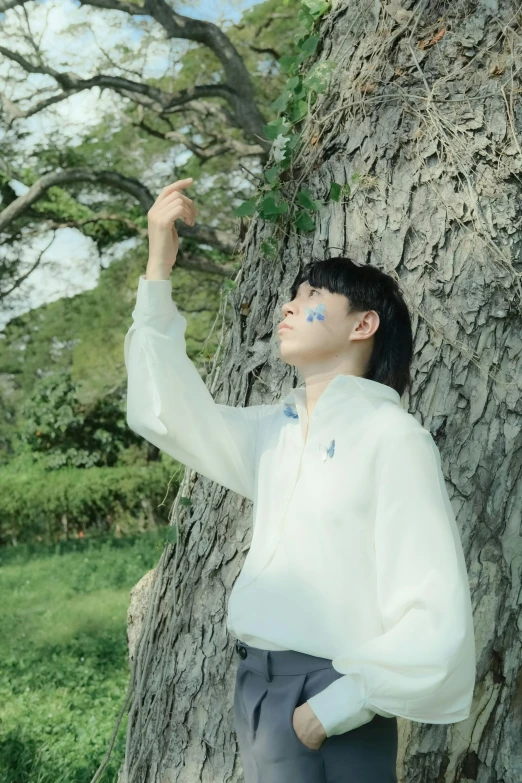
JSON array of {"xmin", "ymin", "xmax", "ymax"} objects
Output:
[
  {"xmin": 41, "ymin": 215, "xmax": 236, "ymax": 276},
  {"xmin": 0, "ymin": 45, "xmax": 241, "ymax": 123},
  {"xmin": 135, "ymin": 118, "xmax": 265, "ymax": 160},
  {"xmin": 0, "ymin": 0, "xmax": 272, "ymax": 153},
  {"xmin": 248, "ymin": 44, "xmax": 281, "ymax": 60},
  {"xmin": 0, "ymin": 43, "xmax": 269, "ymax": 156},
  {"xmin": 0, "ymin": 230, "xmax": 57, "ymax": 299},
  {"xmin": 0, "ymin": 0, "xmax": 26, "ymax": 10},
  {"xmin": 79, "ymin": 0, "xmax": 271, "ymax": 149},
  {"xmin": 0, "ymin": 168, "xmax": 238, "ymax": 254}
]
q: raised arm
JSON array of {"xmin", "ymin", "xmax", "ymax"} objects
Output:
[
  {"xmin": 124, "ymin": 178, "xmax": 269, "ymax": 501},
  {"xmin": 125, "ymin": 275, "xmax": 269, "ymax": 501}
]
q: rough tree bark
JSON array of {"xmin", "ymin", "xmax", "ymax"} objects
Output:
[{"xmin": 116, "ymin": 1, "xmax": 522, "ymax": 781}]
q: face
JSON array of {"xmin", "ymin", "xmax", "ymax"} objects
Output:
[{"xmin": 277, "ymin": 280, "xmax": 378, "ymax": 373}]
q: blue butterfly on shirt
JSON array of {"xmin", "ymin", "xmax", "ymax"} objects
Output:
[
  {"xmin": 283, "ymin": 405, "xmax": 335, "ymax": 460},
  {"xmin": 319, "ymin": 439, "xmax": 335, "ymax": 461}
]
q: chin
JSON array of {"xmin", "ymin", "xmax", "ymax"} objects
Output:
[{"xmin": 278, "ymin": 345, "xmax": 298, "ymax": 364}]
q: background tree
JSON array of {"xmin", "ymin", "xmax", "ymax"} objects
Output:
[
  {"xmin": 0, "ymin": 0, "xmax": 299, "ymax": 315},
  {"xmin": 18, "ymin": 370, "xmax": 145, "ymax": 469}
]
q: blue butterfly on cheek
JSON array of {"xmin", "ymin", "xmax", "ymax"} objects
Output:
[
  {"xmin": 283, "ymin": 404, "xmax": 299, "ymax": 419},
  {"xmin": 305, "ymin": 303, "xmax": 325, "ymax": 322},
  {"xmin": 319, "ymin": 439, "xmax": 335, "ymax": 461}
]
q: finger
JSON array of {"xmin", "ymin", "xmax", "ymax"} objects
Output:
[
  {"xmin": 161, "ymin": 203, "xmax": 193, "ymax": 226},
  {"xmin": 161, "ymin": 191, "xmax": 194, "ymax": 210},
  {"xmin": 166, "ymin": 193, "xmax": 197, "ymax": 223},
  {"xmin": 149, "ymin": 203, "xmax": 189, "ymax": 229},
  {"xmin": 159, "ymin": 192, "xmax": 197, "ymax": 224},
  {"xmin": 155, "ymin": 178, "xmax": 194, "ymax": 206},
  {"xmin": 157, "ymin": 200, "xmax": 193, "ymax": 225}
]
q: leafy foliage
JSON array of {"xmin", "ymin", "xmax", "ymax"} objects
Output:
[
  {"xmin": 19, "ymin": 371, "xmax": 139, "ymax": 470},
  {"xmin": 0, "ymin": 451, "xmax": 180, "ymax": 546},
  {"xmin": 233, "ymin": 0, "xmax": 339, "ymax": 246}
]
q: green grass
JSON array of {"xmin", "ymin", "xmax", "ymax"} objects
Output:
[{"xmin": 0, "ymin": 530, "xmax": 168, "ymax": 783}]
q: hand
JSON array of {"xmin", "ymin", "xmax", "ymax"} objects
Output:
[
  {"xmin": 292, "ymin": 702, "xmax": 327, "ymax": 751},
  {"xmin": 146, "ymin": 178, "xmax": 198, "ymax": 278}
]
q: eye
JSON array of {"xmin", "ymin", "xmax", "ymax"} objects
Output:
[{"xmin": 309, "ymin": 288, "xmax": 319, "ymax": 295}]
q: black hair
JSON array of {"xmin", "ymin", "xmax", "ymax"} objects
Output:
[{"xmin": 289, "ymin": 256, "xmax": 413, "ymax": 397}]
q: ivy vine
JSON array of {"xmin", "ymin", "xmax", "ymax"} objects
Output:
[{"xmin": 233, "ymin": 0, "xmax": 357, "ymax": 259}]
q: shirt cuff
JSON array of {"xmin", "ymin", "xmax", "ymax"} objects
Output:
[
  {"xmin": 135, "ymin": 273, "xmax": 177, "ymax": 316},
  {"xmin": 306, "ymin": 672, "xmax": 374, "ymax": 737}
]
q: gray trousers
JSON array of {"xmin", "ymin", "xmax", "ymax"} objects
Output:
[{"xmin": 233, "ymin": 640, "xmax": 398, "ymax": 783}]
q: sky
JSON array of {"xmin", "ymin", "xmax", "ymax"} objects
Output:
[{"xmin": 0, "ymin": 0, "xmax": 261, "ymax": 330}]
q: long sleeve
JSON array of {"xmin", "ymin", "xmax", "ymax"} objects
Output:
[
  {"xmin": 307, "ymin": 428, "xmax": 476, "ymax": 737},
  {"xmin": 124, "ymin": 274, "xmax": 269, "ymax": 501}
]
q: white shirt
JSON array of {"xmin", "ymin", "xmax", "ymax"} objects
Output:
[{"xmin": 124, "ymin": 274, "xmax": 476, "ymax": 738}]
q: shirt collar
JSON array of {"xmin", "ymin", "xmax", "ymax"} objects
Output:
[{"xmin": 281, "ymin": 373, "xmax": 401, "ymax": 418}]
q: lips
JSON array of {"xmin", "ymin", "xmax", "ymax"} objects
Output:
[{"xmin": 278, "ymin": 322, "xmax": 293, "ymax": 331}]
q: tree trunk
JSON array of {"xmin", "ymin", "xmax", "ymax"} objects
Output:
[{"xmin": 117, "ymin": 1, "xmax": 522, "ymax": 781}]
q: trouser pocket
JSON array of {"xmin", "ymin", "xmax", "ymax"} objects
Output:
[
  {"xmin": 239, "ymin": 663, "xmax": 336, "ymax": 762},
  {"xmin": 286, "ymin": 671, "xmax": 324, "ymax": 754}
]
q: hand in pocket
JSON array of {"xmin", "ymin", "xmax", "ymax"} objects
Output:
[{"xmin": 292, "ymin": 702, "xmax": 327, "ymax": 751}]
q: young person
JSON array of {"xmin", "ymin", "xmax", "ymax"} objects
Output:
[{"xmin": 125, "ymin": 179, "xmax": 476, "ymax": 783}]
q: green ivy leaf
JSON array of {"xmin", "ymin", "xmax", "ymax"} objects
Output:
[
  {"xmin": 264, "ymin": 212, "xmax": 281, "ymax": 223},
  {"xmin": 279, "ymin": 55, "xmax": 299, "ymax": 74},
  {"xmin": 294, "ymin": 211, "xmax": 316, "ymax": 231},
  {"xmin": 264, "ymin": 166, "xmax": 280, "ymax": 185},
  {"xmin": 263, "ymin": 120, "xmax": 290, "ymax": 140},
  {"xmin": 294, "ymin": 31, "xmax": 309, "ymax": 48},
  {"xmin": 286, "ymin": 133, "xmax": 302, "ymax": 151},
  {"xmin": 303, "ymin": 62, "xmax": 336, "ymax": 94},
  {"xmin": 329, "ymin": 182, "xmax": 342, "ymax": 202},
  {"xmin": 289, "ymin": 100, "xmax": 308, "ymax": 123},
  {"xmin": 286, "ymin": 75, "xmax": 300, "ymax": 90},
  {"xmin": 260, "ymin": 194, "xmax": 289, "ymax": 216},
  {"xmin": 297, "ymin": 34, "xmax": 320, "ymax": 55},
  {"xmin": 278, "ymin": 154, "xmax": 291, "ymax": 172},
  {"xmin": 297, "ymin": 6, "xmax": 316, "ymax": 28},
  {"xmin": 263, "ymin": 124, "xmax": 280, "ymax": 141},
  {"xmin": 292, "ymin": 82, "xmax": 307, "ymax": 100},
  {"xmin": 261, "ymin": 237, "xmax": 279, "ymax": 259},
  {"xmin": 302, "ymin": 0, "xmax": 330, "ymax": 19},
  {"xmin": 233, "ymin": 200, "xmax": 258, "ymax": 217},
  {"xmin": 297, "ymin": 189, "xmax": 323, "ymax": 210},
  {"xmin": 270, "ymin": 90, "xmax": 292, "ymax": 113},
  {"xmin": 164, "ymin": 526, "xmax": 178, "ymax": 543}
]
